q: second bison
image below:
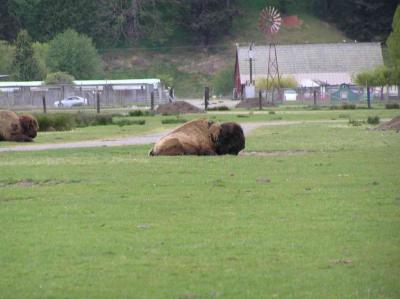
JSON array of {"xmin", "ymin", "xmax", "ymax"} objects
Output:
[{"xmin": 149, "ymin": 119, "xmax": 245, "ymax": 156}]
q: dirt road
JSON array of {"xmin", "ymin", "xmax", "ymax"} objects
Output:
[{"xmin": 0, "ymin": 120, "xmax": 342, "ymax": 153}]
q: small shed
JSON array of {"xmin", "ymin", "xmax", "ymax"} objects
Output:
[{"xmin": 331, "ymin": 84, "xmax": 360, "ymax": 102}]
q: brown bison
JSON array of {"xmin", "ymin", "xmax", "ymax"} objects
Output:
[
  {"xmin": 0, "ymin": 110, "xmax": 39, "ymax": 142},
  {"xmin": 149, "ymin": 119, "xmax": 245, "ymax": 156}
]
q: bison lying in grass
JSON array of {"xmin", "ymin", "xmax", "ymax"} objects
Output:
[
  {"xmin": 149, "ymin": 119, "xmax": 245, "ymax": 156},
  {"xmin": 0, "ymin": 110, "xmax": 39, "ymax": 142}
]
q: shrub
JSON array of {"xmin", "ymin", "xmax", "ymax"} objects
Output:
[
  {"xmin": 385, "ymin": 103, "xmax": 400, "ymax": 109},
  {"xmin": 237, "ymin": 114, "xmax": 250, "ymax": 118},
  {"xmin": 207, "ymin": 106, "xmax": 230, "ymax": 111},
  {"xmin": 92, "ymin": 114, "xmax": 114, "ymax": 126},
  {"xmin": 128, "ymin": 110, "xmax": 154, "ymax": 117},
  {"xmin": 35, "ymin": 113, "xmax": 75, "ymax": 131},
  {"xmin": 45, "ymin": 71, "xmax": 74, "ymax": 85},
  {"xmin": 342, "ymin": 103, "xmax": 356, "ymax": 110},
  {"xmin": 161, "ymin": 118, "xmax": 187, "ymax": 124},
  {"xmin": 114, "ymin": 119, "xmax": 146, "ymax": 127},
  {"xmin": 367, "ymin": 116, "xmax": 380, "ymax": 125},
  {"xmin": 268, "ymin": 110, "xmax": 276, "ymax": 114}
]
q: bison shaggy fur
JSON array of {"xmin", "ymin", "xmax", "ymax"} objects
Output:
[
  {"xmin": 0, "ymin": 110, "xmax": 39, "ymax": 142},
  {"xmin": 149, "ymin": 119, "xmax": 245, "ymax": 156}
]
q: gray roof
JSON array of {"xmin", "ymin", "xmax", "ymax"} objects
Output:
[{"xmin": 237, "ymin": 42, "xmax": 384, "ymax": 85}]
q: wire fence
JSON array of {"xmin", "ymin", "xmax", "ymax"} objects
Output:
[{"xmin": 0, "ymin": 83, "xmax": 169, "ymax": 111}]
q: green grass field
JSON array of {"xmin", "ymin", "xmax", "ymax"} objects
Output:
[{"xmin": 0, "ymin": 110, "xmax": 399, "ymax": 298}]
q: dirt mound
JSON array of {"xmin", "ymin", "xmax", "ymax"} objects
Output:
[
  {"xmin": 235, "ymin": 99, "xmax": 276, "ymax": 109},
  {"xmin": 156, "ymin": 101, "xmax": 203, "ymax": 115},
  {"xmin": 376, "ymin": 116, "xmax": 400, "ymax": 131}
]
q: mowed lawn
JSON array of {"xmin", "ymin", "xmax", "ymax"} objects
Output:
[{"xmin": 0, "ymin": 120, "xmax": 399, "ymax": 298}]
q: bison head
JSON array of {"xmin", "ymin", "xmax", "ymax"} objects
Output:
[
  {"xmin": 215, "ymin": 122, "xmax": 245, "ymax": 155},
  {"xmin": 19, "ymin": 115, "xmax": 39, "ymax": 138}
]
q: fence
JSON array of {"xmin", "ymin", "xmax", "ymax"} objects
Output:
[
  {"xmin": 0, "ymin": 82, "xmax": 169, "ymax": 110},
  {"xmin": 254, "ymin": 84, "xmax": 400, "ymax": 105}
]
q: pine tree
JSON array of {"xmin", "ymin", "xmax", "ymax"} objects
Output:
[{"xmin": 13, "ymin": 30, "xmax": 41, "ymax": 81}]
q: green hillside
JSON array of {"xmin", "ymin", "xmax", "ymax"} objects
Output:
[{"xmin": 101, "ymin": 12, "xmax": 346, "ymax": 97}]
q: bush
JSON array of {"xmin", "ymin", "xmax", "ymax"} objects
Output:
[
  {"xmin": 45, "ymin": 71, "xmax": 74, "ymax": 85},
  {"xmin": 35, "ymin": 113, "xmax": 75, "ymax": 131},
  {"xmin": 93, "ymin": 114, "xmax": 114, "ymax": 126},
  {"xmin": 385, "ymin": 103, "xmax": 400, "ymax": 109},
  {"xmin": 367, "ymin": 116, "xmax": 380, "ymax": 125},
  {"xmin": 207, "ymin": 106, "xmax": 230, "ymax": 111},
  {"xmin": 128, "ymin": 110, "xmax": 154, "ymax": 117},
  {"xmin": 161, "ymin": 118, "xmax": 187, "ymax": 124},
  {"xmin": 114, "ymin": 119, "xmax": 146, "ymax": 127},
  {"xmin": 268, "ymin": 110, "xmax": 276, "ymax": 114},
  {"xmin": 342, "ymin": 103, "xmax": 356, "ymax": 110}
]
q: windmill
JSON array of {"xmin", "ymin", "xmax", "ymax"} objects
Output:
[{"xmin": 259, "ymin": 6, "xmax": 282, "ymax": 104}]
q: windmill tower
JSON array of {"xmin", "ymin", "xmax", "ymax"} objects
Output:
[{"xmin": 259, "ymin": 6, "xmax": 282, "ymax": 104}]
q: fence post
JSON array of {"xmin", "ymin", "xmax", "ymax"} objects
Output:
[
  {"xmin": 150, "ymin": 91, "xmax": 155, "ymax": 112},
  {"xmin": 259, "ymin": 89, "xmax": 263, "ymax": 110},
  {"xmin": 42, "ymin": 95, "xmax": 47, "ymax": 114},
  {"xmin": 96, "ymin": 91, "xmax": 100, "ymax": 114},
  {"xmin": 367, "ymin": 85, "xmax": 371, "ymax": 109},
  {"xmin": 204, "ymin": 87, "xmax": 209, "ymax": 111},
  {"xmin": 313, "ymin": 90, "xmax": 317, "ymax": 107}
]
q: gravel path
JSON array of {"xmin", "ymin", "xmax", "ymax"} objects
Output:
[{"xmin": 0, "ymin": 120, "xmax": 342, "ymax": 153}]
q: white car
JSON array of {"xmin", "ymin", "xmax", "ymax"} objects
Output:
[{"xmin": 54, "ymin": 96, "xmax": 88, "ymax": 108}]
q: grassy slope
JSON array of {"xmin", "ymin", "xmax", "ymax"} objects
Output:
[
  {"xmin": 101, "ymin": 5, "xmax": 347, "ymax": 97},
  {"xmin": 0, "ymin": 114, "xmax": 399, "ymax": 298}
]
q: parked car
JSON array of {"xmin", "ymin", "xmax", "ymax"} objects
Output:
[{"xmin": 54, "ymin": 96, "xmax": 88, "ymax": 108}]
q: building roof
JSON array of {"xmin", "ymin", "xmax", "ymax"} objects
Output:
[{"xmin": 237, "ymin": 42, "xmax": 384, "ymax": 86}]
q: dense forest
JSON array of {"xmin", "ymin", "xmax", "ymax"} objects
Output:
[{"xmin": 0, "ymin": 0, "xmax": 398, "ymax": 46}]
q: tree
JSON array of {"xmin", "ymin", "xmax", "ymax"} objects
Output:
[
  {"xmin": 32, "ymin": 42, "xmax": 49, "ymax": 79},
  {"xmin": 0, "ymin": 41, "xmax": 15, "ymax": 77},
  {"xmin": 0, "ymin": 0, "xmax": 19, "ymax": 41},
  {"xmin": 13, "ymin": 30, "xmax": 41, "ymax": 81},
  {"xmin": 387, "ymin": 5, "xmax": 400, "ymax": 98},
  {"xmin": 46, "ymin": 29, "xmax": 102, "ymax": 79},
  {"xmin": 323, "ymin": 0, "xmax": 398, "ymax": 42},
  {"xmin": 354, "ymin": 66, "xmax": 394, "ymax": 100},
  {"xmin": 178, "ymin": 0, "xmax": 237, "ymax": 46},
  {"xmin": 212, "ymin": 67, "xmax": 234, "ymax": 95},
  {"xmin": 44, "ymin": 72, "xmax": 75, "ymax": 85}
]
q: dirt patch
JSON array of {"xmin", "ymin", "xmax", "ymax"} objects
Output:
[
  {"xmin": 235, "ymin": 99, "xmax": 276, "ymax": 109},
  {"xmin": 375, "ymin": 116, "xmax": 400, "ymax": 131},
  {"xmin": 240, "ymin": 150, "xmax": 310, "ymax": 157},
  {"xmin": 155, "ymin": 101, "xmax": 203, "ymax": 115}
]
